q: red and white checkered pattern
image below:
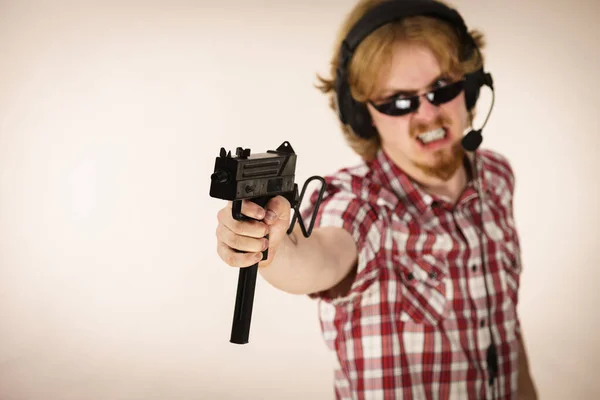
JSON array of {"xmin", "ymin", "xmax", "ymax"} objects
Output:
[{"xmin": 300, "ymin": 148, "xmax": 522, "ymax": 399}]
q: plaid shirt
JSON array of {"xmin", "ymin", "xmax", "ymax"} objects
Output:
[{"xmin": 300, "ymin": 148, "xmax": 523, "ymax": 399}]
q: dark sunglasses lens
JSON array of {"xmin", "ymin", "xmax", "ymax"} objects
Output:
[
  {"xmin": 373, "ymin": 97, "xmax": 419, "ymax": 116},
  {"xmin": 427, "ymin": 81, "xmax": 464, "ymax": 105}
]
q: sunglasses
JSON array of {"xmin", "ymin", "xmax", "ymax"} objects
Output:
[{"xmin": 369, "ymin": 78, "xmax": 466, "ymax": 116}]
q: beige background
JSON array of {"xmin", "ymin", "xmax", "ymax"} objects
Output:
[{"xmin": 1, "ymin": 0, "xmax": 598, "ymax": 399}]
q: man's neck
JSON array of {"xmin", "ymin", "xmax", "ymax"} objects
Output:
[
  {"xmin": 384, "ymin": 148, "xmax": 471, "ymax": 205},
  {"xmin": 418, "ymin": 165, "xmax": 468, "ymax": 205}
]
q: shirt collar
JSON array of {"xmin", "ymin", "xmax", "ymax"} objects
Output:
[{"xmin": 369, "ymin": 147, "xmax": 490, "ymax": 214}]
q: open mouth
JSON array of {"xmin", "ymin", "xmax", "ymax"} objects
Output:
[{"xmin": 416, "ymin": 127, "xmax": 449, "ymax": 147}]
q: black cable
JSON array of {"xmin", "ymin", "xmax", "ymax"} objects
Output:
[
  {"xmin": 472, "ymin": 152, "xmax": 499, "ymax": 400},
  {"xmin": 286, "ymin": 176, "xmax": 327, "ymax": 237}
]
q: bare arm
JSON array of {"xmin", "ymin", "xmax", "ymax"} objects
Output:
[
  {"xmin": 216, "ymin": 195, "xmax": 359, "ymax": 298},
  {"xmin": 259, "ymin": 223, "xmax": 358, "ymax": 296}
]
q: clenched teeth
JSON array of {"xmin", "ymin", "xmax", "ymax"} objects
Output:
[{"xmin": 418, "ymin": 128, "xmax": 445, "ymax": 143}]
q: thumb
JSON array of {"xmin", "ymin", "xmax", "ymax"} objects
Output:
[
  {"xmin": 259, "ymin": 195, "xmax": 292, "ymax": 266},
  {"xmin": 263, "ymin": 195, "xmax": 292, "ymax": 228}
]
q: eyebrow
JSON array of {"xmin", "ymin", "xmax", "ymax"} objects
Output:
[{"xmin": 376, "ymin": 74, "xmax": 446, "ymax": 101}]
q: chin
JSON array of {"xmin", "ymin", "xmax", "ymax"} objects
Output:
[{"xmin": 413, "ymin": 140, "xmax": 464, "ymax": 181}]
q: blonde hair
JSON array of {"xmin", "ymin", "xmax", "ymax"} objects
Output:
[{"xmin": 316, "ymin": 0, "xmax": 486, "ymax": 162}]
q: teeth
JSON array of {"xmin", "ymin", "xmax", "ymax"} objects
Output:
[{"xmin": 418, "ymin": 128, "xmax": 445, "ymax": 143}]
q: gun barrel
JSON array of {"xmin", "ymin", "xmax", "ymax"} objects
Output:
[{"xmin": 211, "ymin": 169, "xmax": 229, "ymax": 184}]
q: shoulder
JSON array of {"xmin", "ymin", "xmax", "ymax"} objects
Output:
[
  {"xmin": 301, "ymin": 159, "xmax": 391, "ymax": 239},
  {"xmin": 323, "ymin": 161, "xmax": 373, "ymax": 194},
  {"xmin": 320, "ymin": 160, "xmax": 396, "ymax": 209},
  {"xmin": 477, "ymin": 148, "xmax": 516, "ymax": 195},
  {"xmin": 298, "ymin": 160, "xmax": 388, "ymax": 266}
]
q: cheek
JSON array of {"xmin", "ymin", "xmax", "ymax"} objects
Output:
[
  {"xmin": 369, "ymin": 111, "xmax": 411, "ymax": 144},
  {"xmin": 445, "ymin": 93, "xmax": 469, "ymax": 126}
]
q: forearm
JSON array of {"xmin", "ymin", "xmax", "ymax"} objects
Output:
[{"xmin": 258, "ymin": 225, "xmax": 356, "ymax": 295}]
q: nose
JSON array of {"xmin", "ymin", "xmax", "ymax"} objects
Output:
[{"xmin": 413, "ymin": 95, "xmax": 440, "ymax": 122}]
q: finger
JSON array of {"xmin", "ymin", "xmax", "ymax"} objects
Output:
[
  {"xmin": 217, "ymin": 208, "xmax": 270, "ymax": 238},
  {"xmin": 264, "ymin": 195, "xmax": 291, "ymax": 225},
  {"xmin": 258, "ymin": 241, "xmax": 279, "ymax": 269},
  {"xmin": 217, "ymin": 240, "xmax": 263, "ymax": 268},
  {"xmin": 240, "ymin": 200, "xmax": 267, "ymax": 220},
  {"xmin": 224, "ymin": 199, "xmax": 266, "ymax": 220},
  {"xmin": 216, "ymin": 224, "xmax": 269, "ymax": 253}
]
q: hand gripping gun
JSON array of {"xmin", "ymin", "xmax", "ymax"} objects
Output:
[{"xmin": 209, "ymin": 141, "xmax": 326, "ymax": 344}]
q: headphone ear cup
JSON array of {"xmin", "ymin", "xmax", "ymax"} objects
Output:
[
  {"xmin": 347, "ymin": 102, "xmax": 376, "ymax": 139},
  {"xmin": 464, "ymin": 70, "xmax": 483, "ymax": 111},
  {"xmin": 336, "ymin": 76, "xmax": 377, "ymax": 139},
  {"xmin": 461, "ymin": 35, "xmax": 484, "ymax": 111},
  {"xmin": 464, "ymin": 79, "xmax": 480, "ymax": 111}
]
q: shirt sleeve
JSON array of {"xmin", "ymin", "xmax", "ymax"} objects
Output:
[{"xmin": 297, "ymin": 169, "xmax": 384, "ymax": 304}]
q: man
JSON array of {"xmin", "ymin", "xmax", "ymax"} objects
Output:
[{"xmin": 215, "ymin": 0, "xmax": 538, "ymax": 398}]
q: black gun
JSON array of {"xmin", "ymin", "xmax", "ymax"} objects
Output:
[{"xmin": 209, "ymin": 141, "xmax": 326, "ymax": 345}]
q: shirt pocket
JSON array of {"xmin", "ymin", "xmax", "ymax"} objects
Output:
[{"xmin": 396, "ymin": 253, "xmax": 450, "ymax": 325}]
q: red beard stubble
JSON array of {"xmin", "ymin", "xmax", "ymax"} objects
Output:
[{"xmin": 410, "ymin": 114, "xmax": 465, "ymax": 181}]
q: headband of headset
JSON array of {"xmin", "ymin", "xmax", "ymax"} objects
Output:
[{"xmin": 335, "ymin": 0, "xmax": 485, "ymax": 139}]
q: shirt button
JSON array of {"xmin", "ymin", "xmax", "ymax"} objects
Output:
[
  {"xmin": 480, "ymin": 319, "xmax": 486, "ymax": 327},
  {"xmin": 472, "ymin": 264, "xmax": 477, "ymax": 272},
  {"xmin": 429, "ymin": 271, "xmax": 438, "ymax": 280},
  {"xmin": 407, "ymin": 272, "xmax": 414, "ymax": 281}
]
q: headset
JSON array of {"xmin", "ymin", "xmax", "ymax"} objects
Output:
[
  {"xmin": 334, "ymin": 0, "xmax": 494, "ymax": 151},
  {"xmin": 334, "ymin": 0, "xmax": 500, "ymax": 398}
]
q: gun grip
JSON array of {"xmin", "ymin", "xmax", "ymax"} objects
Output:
[
  {"xmin": 229, "ymin": 196, "xmax": 272, "ymax": 345},
  {"xmin": 231, "ymin": 198, "xmax": 270, "ymax": 260}
]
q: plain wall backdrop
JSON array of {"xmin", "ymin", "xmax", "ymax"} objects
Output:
[{"xmin": 1, "ymin": 0, "xmax": 598, "ymax": 399}]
